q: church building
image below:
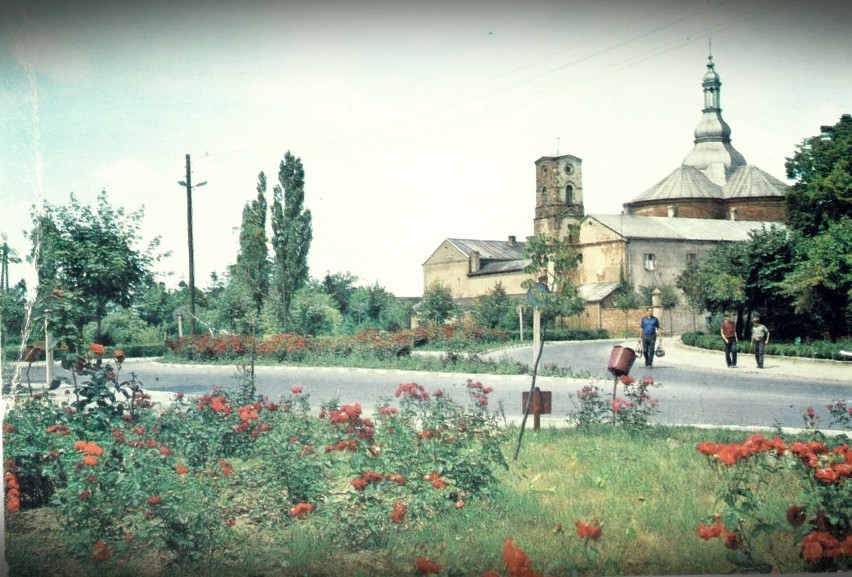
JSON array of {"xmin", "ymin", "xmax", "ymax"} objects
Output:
[{"xmin": 422, "ymin": 54, "xmax": 788, "ymax": 334}]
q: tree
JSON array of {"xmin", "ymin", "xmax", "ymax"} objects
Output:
[
  {"xmin": 288, "ymin": 284, "xmax": 342, "ymax": 336},
  {"xmin": 417, "ymin": 282, "xmax": 458, "ymax": 326},
  {"xmin": 785, "ymin": 114, "xmax": 852, "ymax": 236},
  {"xmin": 27, "ymin": 191, "xmax": 159, "ymax": 346},
  {"xmin": 675, "ymin": 242, "xmax": 747, "ymax": 318},
  {"xmin": 474, "ymin": 281, "xmax": 517, "ymax": 330},
  {"xmin": 321, "ymin": 271, "xmax": 358, "ymax": 316},
  {"xmin": 521, "ymin": 233, "xmax": 585, "ymax": 322},
  {"xmin": 778, "ymin": 218, "xmax": 852, "ymax": 341},
  {"xmin": 271, "ymin": 152, "xmax": 313, "ymax": 328},
  {"xmin": 234, "ymin": 173, "xmax": 270, "ymax": 315}
]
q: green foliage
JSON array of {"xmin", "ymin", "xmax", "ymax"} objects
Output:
[
  {"xmin": 522, "ymin": 233, "xmax": 585, "ymax": 319},
  {"xmin": 778, "ymin": 218, "xmax": 852, "ymax": 340},
  {"xmin": 287, "ymin": 285, "xmax": 342, "ymax": 336},
  {"xmin": 681, "ymin": 331, "xmax": 852, "ymax": 361},
  {"xmin": 233, "ymin": 173, "xmax": 270, "ymax": 315},
  {"xmin": 271, "ymin": 151, "xmax": 313, "ymax": 328},
  {"xmin": 5, "ymin": 378, "xmax": 508, "ymax": 568},
  {"xmin": 568, "ymin": 375, "xmax": 661, "ymax": 432},
  {"xmin": 473, "ymin": 281, "xmax": 518, "ymax": 330},
  {"xmin": 696, "ymin": 432, "xmax": 852, "ymax": 572},
  {"xmin": 26, "ymin": 190, "xmax": 160, "ymax": 345},
  {"xmin": 0, "ymin": 278, "xmax": 28, "ymax": 344},
  {"xmin": 83, "ymin": 309, "xmax": 162, "ymax": 346},
  {"xmin": 417, "ymin": 281, "xmax": 458, "ymax": 326},
  {"xmin": 785, "ymin": 113, "xmax": 852, "ymax": 236}
]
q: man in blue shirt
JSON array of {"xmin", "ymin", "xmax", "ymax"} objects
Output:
[{"xmin": 639, "ymin": 307, "xmax": 662, "ymax": 368}]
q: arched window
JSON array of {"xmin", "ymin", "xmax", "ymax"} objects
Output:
[
  {"xmin": 541, "ymin": 186, "xmax": 548, "ymax": 202},
  {"xmin": 565, "ymin": 185, "xmax": 574, "ymax": 206}
]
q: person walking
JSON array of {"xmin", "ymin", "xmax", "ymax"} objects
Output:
[
  {"xmin": 720, "ymin": 313, "xmax": 738, "ymax": 368},
  {"xmin": 750, "ymin": 315, "xmax": 770, "ymax": 369},
  {"xmin": 639, "ymin": 307, "xmax": 661, "ymax": 368}
]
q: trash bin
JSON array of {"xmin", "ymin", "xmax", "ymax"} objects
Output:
[{"xmin": 607, "ymin": 345, "xmax": 636, "ymax": 377}]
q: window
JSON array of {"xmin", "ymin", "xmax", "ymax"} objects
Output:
[
  {"xmin": 565, "ymin": 185, "xmax": 573, "ymax": 206},
  {"xmin": 644, "ymin": 254, "xmax": 656, "ymax": 271},
  {"xmin": 686, "ymin": 253, "xmax": 697, "ymax": 265},
  {"xmin": 541, "ymin": 186, "xmax": 548, "ymax": 202}
]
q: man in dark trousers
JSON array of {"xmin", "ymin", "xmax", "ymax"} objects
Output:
[
  {"xmin": 751, "ymin": 315, "xmax": 770, "ymax": 369},
  {"xmin": 720, "ymin": 313, "xmax": 738, "ymax": 368},
  {"xmin": 639, "ymin": 307, "xmax": 661, "ymax": 368}
]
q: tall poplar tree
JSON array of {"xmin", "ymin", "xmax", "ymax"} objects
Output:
[
  {"xmin": 234, "ymin": 173, "xmax": 270, "ymax": 314},
  {"xmin": 271, "ymin": 151, "xmax": 312, "ymax": 328}
]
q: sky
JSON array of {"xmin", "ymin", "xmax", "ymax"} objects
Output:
[{"xmin": 1, "ymin": 0, "xmax": 850, "ymax": 298}]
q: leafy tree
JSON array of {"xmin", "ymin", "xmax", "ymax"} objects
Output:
[
  {"xmin": 474, "ymin": 281, "xmax": 517, "ymax": 330},
  {"xmin": 785, "ymin": 114, "xmax": 852, "ymax": 236},
  {"xmin": 417, "ymin": 281, "xmax": 458, "ymax": 326},
  {"xmin": 26, "ymin": 191, "xmax": 159, "ymax": 346},
  {"xmin": 675, "ymin": 242, "xmax": 747, "ymax": 318},
  {"xmin": 521, "ymin": 233, "xmax": 585, "ymax": 322},
  {"xmin": 234, "ymin": 173, "xmax": 270, "ymax": 315},
  {"xmin": 0, "ymin": 279, "xmax": 28, "ymax": 345},
  {"xmin": 778, "ymin": 218, "xmax": 852, "ymax": 340},
  {"xmin": 321, "ymin": 271, "xmax": 358, "ymax": 316},
  {"xmin": 612, "ymin": 280, "xmax": 642, "ymax": 338},
  {"xmin": 288, "ymin": 284, "xmax": 342, "ymax": 336},
  {"xmin": 271, "ymin": 152, "xmax": 313, "ymax": 328}
]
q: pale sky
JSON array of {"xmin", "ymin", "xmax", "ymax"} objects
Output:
[{"xmin": 1, "ymin": 0, "xmax": 850, "ymax": 298}]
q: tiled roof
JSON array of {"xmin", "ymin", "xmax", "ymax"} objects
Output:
[{"xmin": 587, "ymin": 214, "xmax": 782, "ymax": 242}]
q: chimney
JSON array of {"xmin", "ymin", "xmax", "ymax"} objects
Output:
[
  {"xmin": 469, "ymin": 250, "xmax": 480, "ymax": 273},
  {"xmin": 508, "ymin": 235, "xmax": 516, "ymax": 246},
  {"xmin": 666, "ymin": 205, "xmax": 677, "ymax": 218},
  {"xmin": 729, "ymin": 207, "xmax": 738, "ymax": 221}
]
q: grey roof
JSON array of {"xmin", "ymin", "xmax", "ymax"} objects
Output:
[
  {"xmin": 446, "ymin": 238, "xmax": 526, "ymax": 260},
  {"xmin": 631, "ymin": 164, "xmax": 787, "ymax": 204},
  {"xmin": 724, "ymin": 165, "xmax": 789, "ymax": 199},
  {"xmin": 470, "ymin": 259, "xmax": 530, "ymax": 276},
  {"xmin": 578, "ymin": 282, "xmax": 620, "ymax": 303},
  {"xmin": 587, "ymin": 214, "xmax": 782, "ymax": 242}
]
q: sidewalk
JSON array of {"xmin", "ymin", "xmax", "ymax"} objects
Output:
[{"xmin": 661, "ymin": 336, "xmax": 850, "ymax": 384}]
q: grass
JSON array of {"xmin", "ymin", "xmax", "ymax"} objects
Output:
[{"xmin": 6, "ymin": 424, "xmax": 807, "ymax": 577}]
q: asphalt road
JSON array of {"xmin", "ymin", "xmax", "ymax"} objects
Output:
[{"xmin": 12, "ymin": 339, "xmax": 848, "ymax": 430}]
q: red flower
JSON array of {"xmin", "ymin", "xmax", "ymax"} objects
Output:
[
  {"xmin": 113, "ymin": 349, "xmax": 125, "ymax": 363},
  {"xmin": 390, "ymin": 502, "xmax": 407, "ymax": 524},
  {"xmin": 77, "ymin": 490, "xmax": 91, "ymax": 500},
  {"xmin": 414, "ymin": 556, "xmax": 441, "ymax": 576},
  {"xmin": 351, "ymin": 477, "xmax": 368, "ymax": 491},
  {"xmin": 175, "ymin": 464, "xmax": 189, "ymax": 475},
  {"xmin": 502, "ymin": 537, "xmax": 541, "ymax": 577},
  {"xmin": 91, "ymin": 540, "xmax": 111, "ymax": 562},
  {"xmin": 46, "ymin": 424, "xmax": 71, "ymax": 435},
  {"xmin": 147, "ymin": 495, "xmax": 163, "ymax": 506},
  {"xmin": 575, "ymin": 519, "xmax": 602, "ymax": 541},
  {"xmin": 82, "ymin": 455, "xmax": 99, "ymax": 467},
  {"xmin": 291, "ymin": 385, "xmax": 303, "ymax": 394},
  {"xmin": 226, "ymin": 518, "xmax": 235, "ymax": 527},
  {"xmin": 697, "ymin": 519, "xmax": 723, "ymax": 540},
  {"xmin": 219, "ymin": 460, "xmax": 233, "ymax": 476},
  {"xmin": 786, "ymin": 505, "xmax": 806, "ymax": 526},
  {"xmin": 159, "ymin": 446, "xmax": 171, "ymax": 456},
  {"xmin": 288, "ymin": 502, "xmax": 316, "ymax": 518},
  {"xmin": 89, "ymin": 343, "xmax": 106, "ymax": 356}
]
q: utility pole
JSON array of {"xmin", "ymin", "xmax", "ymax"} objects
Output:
[{"xmin": 178, "ymin": 154, "xmax": 206, "ymax": 336}]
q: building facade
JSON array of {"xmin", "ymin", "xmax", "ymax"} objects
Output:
[{"xmin": 422, "ymin": 54, "xmax": 789, "ymax": 335}]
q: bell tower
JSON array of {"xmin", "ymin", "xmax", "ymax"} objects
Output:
[{"xmin": 533, "ymin": 154, "xmax": 584, "ymax": 241}]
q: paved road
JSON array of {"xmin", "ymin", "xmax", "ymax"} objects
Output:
[{"xmin": 8, "ymin": 338, "xmax": 850, "ymax": 430}]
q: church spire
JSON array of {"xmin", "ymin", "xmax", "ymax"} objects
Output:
[{"xmin": 681, "ymin": 51, "xmax": 746, "ymax": 185}]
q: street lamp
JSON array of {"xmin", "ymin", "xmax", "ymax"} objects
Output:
[{"xmin": 178, "ymin": 153, "xmax": 206, "ymax": 336}]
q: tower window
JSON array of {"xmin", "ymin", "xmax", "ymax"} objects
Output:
[
  {"xmin": 644, "ymin": 254, "xmax": 656, "ymax": 271},
  {"xmin": 565, "ymin": 185, "xmax": 574, "ymax": 206},
  {"xmin": 541, "ymin": 186, "xmax": 548, "ymax": 202}
]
